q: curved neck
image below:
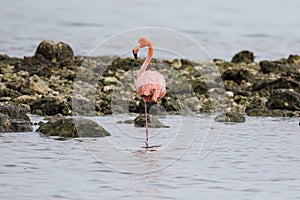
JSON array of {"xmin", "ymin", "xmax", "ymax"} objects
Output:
[{"xmin": 138, "ymin": 42, "xmax": 153, "ymax": 76}]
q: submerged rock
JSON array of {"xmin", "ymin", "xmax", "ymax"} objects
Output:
[
  {"xmin": 215, "ymin": 112, "xmax": 246, "ymax": 123},
  {"xmin": 36, "ymin": 116, "xmax": 110, "ymax": 138},
  {"xmin": 134, "ymin": 114, "xmax": 169, "ymax": 128},
  {"xmin": 0, "ymin": 105, "xmax": 32, "ymax": 133},
  {"xmin": 116, "ymin": 119, "xmax": 135, "ymax": 124}
]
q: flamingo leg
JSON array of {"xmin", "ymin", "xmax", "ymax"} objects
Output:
[{"xmin": 144, "ymin": 100, "xmax": 149, "ymax": 147}]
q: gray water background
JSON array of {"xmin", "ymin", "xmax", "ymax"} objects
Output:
[{"xmin": 1, "ymin": 0, "xmax": 300, "ymax": 60}]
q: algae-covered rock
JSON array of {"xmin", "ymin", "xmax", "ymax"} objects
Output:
[
  {"xmin": 0, "ymin": 105, "xmax": 32, "ymax": 133},
  {"xmin": 259, "ymin": 60, "xmax": 291, "ymax": 74},
  {"xmin": 252, "ymin": 77, "xmax": 300, "ymax": 93},
  {"xmin": 36, "ymin": 116, "xmax": 110, "ymax": 138},
  {"xmin": 221, "ymin": 68, "xmax": 255, "ymax": 85},
  {"xmin": 30, "ymin": 97, "xmax": 72, "ymax": 116},
  {"xmin": 267, "ymin": 89, "xmax": 300, "ymax": 111},
  {"xmin": 245, "ymin": 97, "xmax": 273, "ymax": 116},
  {"xmin": 134, "ymin": 114, "xmax": 169, "ymax": 128}
]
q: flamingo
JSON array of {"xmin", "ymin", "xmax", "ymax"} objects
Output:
[{"xmin": 133, "ymin": 37, "xmax": 166, "ymax": 147}]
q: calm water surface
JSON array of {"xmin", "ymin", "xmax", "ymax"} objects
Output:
[
  {"xmin": 1, "ymin": 0, "xmax": 300, "ymax": 60},
  {"xmin": 0, "ymin": 115, "xmax": 299, "ymax": 199}
]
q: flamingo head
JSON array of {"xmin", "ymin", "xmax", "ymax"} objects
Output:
[{"xmin": 132, "ymin": 37, "xmax": 151, "ymax": 60}]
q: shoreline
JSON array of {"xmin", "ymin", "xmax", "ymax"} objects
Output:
[{"xmin": 0, "ymin": 40, "xmax": 300, "ymax": 122}]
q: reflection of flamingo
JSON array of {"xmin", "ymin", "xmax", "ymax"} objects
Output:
[{"xmin": 133, "ymin": 37, "xmax": 166, "ymax": 147}]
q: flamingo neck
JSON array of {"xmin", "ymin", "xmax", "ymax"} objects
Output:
[{"xmin": 138, "ymin": 42, "xmax": 153, "ymax": 76}]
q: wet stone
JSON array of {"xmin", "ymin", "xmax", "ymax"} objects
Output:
[
  {"xmin": 134, "ymin": 114, "xmax": 169, "ymax": 128},
  {"xmin": 116, "ymin": 119, "xmax": 135, "ymax": 124},
  {"xmin": 36, "ymin": 116, "xmax": 110, "ymax": 138},
  {"xmin": 215, "ymin": 112, "xmax": 246, "ymax": 123}
]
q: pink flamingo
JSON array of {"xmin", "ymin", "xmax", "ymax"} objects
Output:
[{"xmin": 133, "ymin": 37, "xmax": 166, "ymax": 147}]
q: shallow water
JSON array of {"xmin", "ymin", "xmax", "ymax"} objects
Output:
[
  {"xmin": 1, "ymin": 0, "xmax": 300, "ymax": 60},
  {"xmin": 0, "ymin": 115, "xmax": 299, "ymax": 200}
]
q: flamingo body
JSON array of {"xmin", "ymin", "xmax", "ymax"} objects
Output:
[
  {"xmin": 136, "ymin": 70, "xmax": 166, "ymax": 102},
  {"xmin": 133, "ymin": 37, "xmax": 166, "ymax": 147}
]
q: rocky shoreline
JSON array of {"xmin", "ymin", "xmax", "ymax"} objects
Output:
[{"xmin": 1, "ymin": 40, "xmax": 300, "ymax": 134}]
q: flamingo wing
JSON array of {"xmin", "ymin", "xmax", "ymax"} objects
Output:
[{"xmin": 136, "ymin": 71, "xmax": 166, "ymax": 102}]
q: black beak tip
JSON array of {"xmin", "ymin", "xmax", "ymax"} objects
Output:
[{"xmin": 132, "ymin": 50, "xmax": 137, "ymax": 60}]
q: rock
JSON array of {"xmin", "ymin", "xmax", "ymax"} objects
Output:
[
  {"xmin": 103, "ymin": 76, "xmax": 118, "ymax": 85},
  {"xmin": 1, "ymin": 51, "xmax": 300, "ymax": 118},
  {"xmin": 36, "ymin": 116, "xmax": 110, "ymax": 138},
  {"xmin": 246, "ymin": 96, "xmax": 300, "ymax": 117},
  {"xmin": 161, "ymin": 97, "xmax": 181, "ymax": 113},
  {"xmin": 116, "ymin": 119, "xmax": 135, "ymax": 124},
  {"xmin": 30, "ymin": 97, "xmax": 72, "ymax": 116},
  {"xmin": 0, "ymin": 105, "xmax": 31, "ymax": 122},
  {"xmin": 15, "ymin": 54, "xmax": 54, "ymax": 77},
  {"xmin": 35, "ymin": 40, "xmax": 74, "ymax": 62},
  {"xmin": 107, "ymin": 57, "xmax": 142, "ymax": 73},
  {"xmin": 134, "ymin": 114, "xmax": 169, "ymax": 128},
  {"xmin": 245, "ymin": 97, "xmax": 273, "ymax": 116},
  {"xmin": 183, "ymin": 96, "xmax": 201, "ymax": 112},
  {"xmin": 252, "ymin": 77, "xmax": 300, "ymax": 93},
  {"xmin": 29, "ymin": 75, "xmax": 49, "ymax": 94},
  {"xmin": 221, "ymin": 69, "xmax": 255, "ymax": 85},
  {"xmin": 0, "ymin": 55, "xmax": 22, "ymax": 69},
  {"xmin": 170, "ymin": 59, "xmax": 182, "ymax": 69},
  {"xmin": 103, "ymin": 85, "xmax": 116, "ymax": 92},
  {"xmin": 225, "ymin": 91, "xmax": 234, "ymax": 98},
  {"xmin": 215, "ymin": 112, "xmax": 246, "ymax": 123},
  {"xmin": 259, "ymin": 60, "xmax": 290, "ymax": 74},
  {"xmin": 223, "ymin": 80, "xmax": 245, "ymax": 95},
  {"xmin": 267, "ymin": 89, "xmax": 300, "ymax": 111},
  {"xmin": 190, "ymin": 79, "xmax": 208, "ymax": 94},
  {"xmin": 71, "ymin": 95, "xmax": 95, "ymax": 116},
  {"xmin": 288, "ymin": 54, "xmax": 300, "ymax": 65},
  {"xmin": 0, "ymin": 105, "xmax": 32, "ymax": 133},
  {"xmin": 231, "ymin": 51, "xmax": 254, "ymax": 63},
  {"xmin": 15, "ymin": 95, "xmax": 38, "ymax": 104},
  {"xmin": 0, "ymin": 54, "xmax": 9, "ymax": 60}
]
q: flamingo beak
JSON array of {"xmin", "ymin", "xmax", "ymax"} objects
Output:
[
  {"xmin": 133, "ymin": 44, "xmax": 140, "ymax": 60},
  {"xmin": 133, "ymin": 49, "xmax": 138, "ymax": 60}
]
